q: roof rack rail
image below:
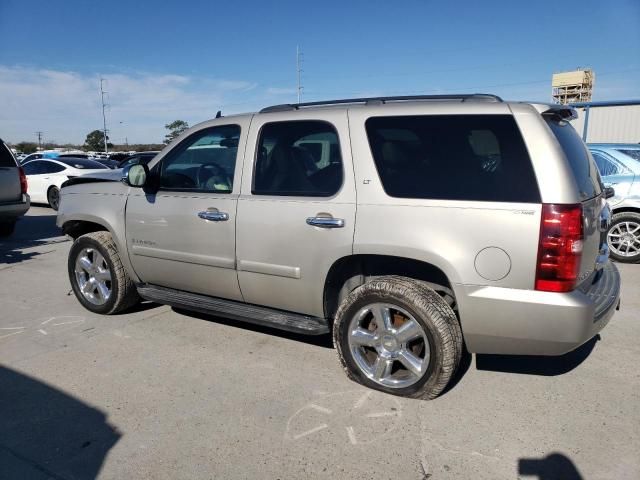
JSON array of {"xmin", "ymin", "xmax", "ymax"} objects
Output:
[{"xmin": 259, "ymin": 93, "xmax": 503, "ymax": 113}]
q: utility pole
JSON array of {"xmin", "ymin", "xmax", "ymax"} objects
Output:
[
  {"xmin": 35, "ymin": 131, "xmax": 43, "ymax": 150},
  {"xmin": 296, "ymin": 45, "xmax": 303, "ymax": 104},
  {"xmin": 100, "ymin": 78, "xmax": 109, "ymax": 153}
]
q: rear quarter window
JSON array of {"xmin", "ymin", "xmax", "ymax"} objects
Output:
[
  {"xmin": 0, "ymin": 141, "xmax": 17, "ymax": 167},
  {"xmin": 545, "ymin": 117, "xmax": 601, "ymax": 200},
  {"xmin": 365, "ymin": 115, "xmax": 541, "ymax": 203}
]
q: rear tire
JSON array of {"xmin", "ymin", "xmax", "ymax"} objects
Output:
[
  {"xmin": 0, "ymin": 220, "xmax": 16, "ymax": 237},
  {"xmin": 68, "ymin": 231, "xmax": 140, "ymax": 314},
  {"xmin": 607, "ymin": 212, "xmax": 640, "ymax": 264},
  {"xmin": 333, "ymin": 276, "xmax": 462, "ymax": 400},
  {"xmin": 47, "ymin": 186, "xmax": 60, "ymax": 211}
]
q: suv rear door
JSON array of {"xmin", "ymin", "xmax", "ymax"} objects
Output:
[
  {"xmin": 0, "ymin": 140, "xmax": 21, "ymax": 204},
  {"xmin": 544, "ymin": 115, "xmax": 605, "ymax": 281},
  {"xmin": 236, "ymin": 110, "xmax": 356, "ymax": 317}
]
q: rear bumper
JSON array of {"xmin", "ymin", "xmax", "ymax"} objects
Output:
[
  {"xmin": 0, "ymin": 194, "xmax": 30, "ymax": 219},
  {"xmin": 456, "ymin": 261, "xmax": 621, "ymax": 355}
]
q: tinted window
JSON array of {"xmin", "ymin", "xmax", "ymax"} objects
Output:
[
  {"xmin": 23, "ymin": 161, "xmax": 44, "ymax": 175},
  {"xmin": 40, "ymin": 161, "xmax": 66, "ymax": 174},
  {"xmin": 591, "ymin": 152, "xmax": 628, "ymax": 177},
  {"xmin": 158, "ymin": 125, "xmax": 240, "ymax": 193},
  {"xmin": 617, "ymin": 149, "xmax": 640, "ymax": 162},
  {"xmin": 253, "ymin": 121, "xmax": 343, "ymax": 196},
  {"xmin": 365, "ymin": 115, "xmax": 540, "ymax": 202},
  {"xmin": 0, "ymin": 141, "xmax": 16, "ymax": 167},
  {"xmin": 545, "ymin": 117, "xmax": 600, "ymax": 200},
  {"xmin": 56, "ymin": 158, "xmax": 107, "ymax": 169}
]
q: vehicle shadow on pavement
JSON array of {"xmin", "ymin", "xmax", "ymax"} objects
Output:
[
  {"xmin": 172, "ymin": 307, "xmax": 334, "ymax": 349},
  {"xmin": 0, "ymin": 365, "xmax": 120, "ymax": 480},
  {"xmin": 519, "ymin": 452, "xmax": 584, "ymax": 479},
  {"xmin": 475, "ymin": 335, "xmax": 600, "ymax": 376},
  {"xmin": 0, "ymin": 214, "xmax": 65, "ymax": 265}
]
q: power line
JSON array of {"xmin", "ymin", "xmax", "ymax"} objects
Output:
[
  {"xmin": 296, "ymin": 45, "xmax": 303, "ymax": 104},
  {"xmin": 100, "ymin": 78, "xmax": 109, "ymax": 154}
]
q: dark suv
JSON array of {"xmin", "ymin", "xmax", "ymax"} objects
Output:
[{"xmin": 0, "ymin": 139, "xmax": 30, "ymax": 236}]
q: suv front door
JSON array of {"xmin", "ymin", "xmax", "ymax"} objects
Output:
[
  {"xmin": 125, "ymin": 120, "xmax": 250, "ymax": 300},
  {"xmin": 237, "ymin": 111, "xmax": 356, "ymax": 317}
]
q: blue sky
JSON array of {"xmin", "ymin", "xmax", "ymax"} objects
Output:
[{"xmin": 1, "ymin": 0, "xmax": 639, "ymax": 144}]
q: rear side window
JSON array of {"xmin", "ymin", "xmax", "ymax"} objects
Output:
[
  {"xmin": 253, "ymin": 121, "xmax": 343, "ymax": 197},
  {"xmin": 365, "ymin": 115, "xmax": 540, "ymax": 202},
  {"xmin": 545, "ymin": 117, "xmax": 601, "ymax": 200},
  {"xmin": 0, "ymin": 141, "xmax": 17, "ymax": 167}
]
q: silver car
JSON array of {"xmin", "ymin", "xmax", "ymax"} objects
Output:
[
  {"xmin": 589, "ymin": 143, "xmax": 640, "ymax": 263},
  {"xmin": 0, "ymin": 139, "xmax": 30, "ymax": 236},
  {"xmin": 57, "ymin": 95, "xmax": 621, "ymax": 399}
]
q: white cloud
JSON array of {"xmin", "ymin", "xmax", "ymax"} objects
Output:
[{"xmin": 0, "ymin": 65, "xmax": 260, "ymax": 144}]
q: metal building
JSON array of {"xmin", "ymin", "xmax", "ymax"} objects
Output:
[
  {"xmin": 570, "ymin": 100, "xmax": 640, "ymax": 143},
  {"xmin": 552, "ymin": 69, "xmax": 595, "ymax": 104}
]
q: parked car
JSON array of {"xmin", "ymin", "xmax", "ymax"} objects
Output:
[
  {"xmin": 117, "ymin": 151, "xmax": 159, "ymax": 169},
  {"xmin": 589, "ymin": 143, "xmax": 640, "ymax": 263},
  {"xmin": 0, "ymin": 138, "xmax": 30, "ymax": 236},
  {"xmin": 19, "ymin": 151, "xmax": 60, "ymax": 164},
  {"xmin": 23, "ymin": 157, "xmax": 108, "ymax": 210},
  {"xmin": 57, "ymin": 94, "xmax": 620, "ymax": 399}
]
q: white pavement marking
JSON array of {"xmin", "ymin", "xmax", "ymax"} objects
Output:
[
  {"xmin": 353, "ymin": 391, "xmax": 371, "ymax": 409},
  {"xmin": 309, "ymin": 404, "xmax": 332, "ymax": 415},
  {"xmin": 0, "ymin": 331, "xmax": 24, "ymax": 340},
  {"xmin": 293, "ymin": 424, "xmax": 328, "ymax": 440},
  {"xmin": 38, "ymin": 329, "xmax": 48, "ymax": 335},
  {"xmin": 365, "ymin": 411, "xmax": 398, "ymax": 418},
  {"xmin": 52, "ymin": 320, "xmax": 84, "ymax": 326},
  {"xmin": 345, "ymin": 426, "xmax": 358, "ymax": 445}
]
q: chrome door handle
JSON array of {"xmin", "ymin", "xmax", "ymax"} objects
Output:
[
  {"xmin": 306, "ymin": 217, "xmax": 345, "ymax": 228},
  {"xmin": 198, "ymin": 211, "xmax": 229, "ymax": 222}
]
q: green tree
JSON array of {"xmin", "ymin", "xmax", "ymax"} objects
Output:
[
  {"xmin": 84, "ymin": 130, "xmax": 112, "ymax": 151},
  {"xmin": 164, "ymin": 120, "xmax": 189, "ymax": 144},
  {"xmin": 15, "ymin": 142, "xmax": 38, "ymax": 154}
]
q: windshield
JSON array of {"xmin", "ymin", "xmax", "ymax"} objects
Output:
[
  {"xmin": 616, "ymin": 149, "xmax": 640, "ymax": 162},
  {"xmin": 56, "ymin": 158, "xmax": 108, "ymax": 169}
]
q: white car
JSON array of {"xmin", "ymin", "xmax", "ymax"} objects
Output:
[{"xmin": 22, "ymin": 157, "xmax": 108, "ymax": 210}]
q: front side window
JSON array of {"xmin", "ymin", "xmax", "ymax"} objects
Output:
[
  {"xmin": 365, "ymin": 115, "xmax": 540, "ymax": 202},
  {"xmin": 158, "ymin": 125, "xmax": 240, "ymax": 193},
  {"xmin": 253, "ymin": 121, "xmax": 343, "ymax": 197}
]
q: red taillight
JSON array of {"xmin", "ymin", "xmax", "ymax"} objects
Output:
[
  {"xmin": 18, "ymin": 167, "xmax": 28, "ymax": 194},
  {"xmin": 535, "ymin": 204, "xmax": 583, "ymax": 292}
]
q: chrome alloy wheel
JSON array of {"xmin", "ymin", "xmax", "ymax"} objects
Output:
[
  {"xmin": 608, "ymin": 221, "xmax": 640, "ymax": 257},
  {"xmin": 74, "ymin": 248, "xmax": 112, "ymax": 305},
  {"xmin": 347, "ymin": 303, "xmax": 430, "ymax": 389}
]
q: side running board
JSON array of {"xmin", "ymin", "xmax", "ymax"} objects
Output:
[{"xmin": 137, "ymin": 284, "xmax": 330, "ymax": 335}]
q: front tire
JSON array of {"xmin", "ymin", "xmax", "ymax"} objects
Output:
[
  {"xmin": 333, "ymin": 276, "xmax": 462, "ymax": 400},
  {"xmin": 47, "ymin": 186, "xmax": 60, "ymax": 211},
  {"xmin": 607, "ymin": 212, "xmax": 640, "ymax": 263},
  {"xmin": 68, "ymin": 231, "xmax": 140, "ymax": 314}
]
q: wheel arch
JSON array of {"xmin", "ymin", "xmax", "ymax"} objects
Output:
[{"xmin": 323, "ymin": 254, "xmax": 456, "ymax": 321}]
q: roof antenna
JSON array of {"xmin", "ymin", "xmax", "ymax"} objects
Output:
[{"xmin": 215, "ymin": 110, "xmax": 222, "ymax": 118}]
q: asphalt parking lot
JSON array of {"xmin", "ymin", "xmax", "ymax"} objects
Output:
[{"xmin": 1, "ymin": 207, "xmax": 639, "ymax": 480}]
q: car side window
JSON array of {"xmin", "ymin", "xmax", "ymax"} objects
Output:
[
  {"xmin": 591, "ymin": 152, "xmax": 625, "ymax": 177},
  {"xmin": 23, "ymin": 161, "xmax": 43, "ymax": 175},
  {"xmin": 253, "ymin": 120, "xmax": 343, "ymax": 197},
  {"xmin": 40, "ymin": 161, "xmax": 65, "ymax": 174},
  {"xmin": 158, "ymin": 125, "xmax": 240, "ymax": 193}
]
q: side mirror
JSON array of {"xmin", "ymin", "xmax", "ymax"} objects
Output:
[
  {"xmin": 604, "ymin": 186, "xmax": 615, "ymax": 199},
  {"xmin": 122, "ymin": 164, "xmax": 148, "ymax": 187}
]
